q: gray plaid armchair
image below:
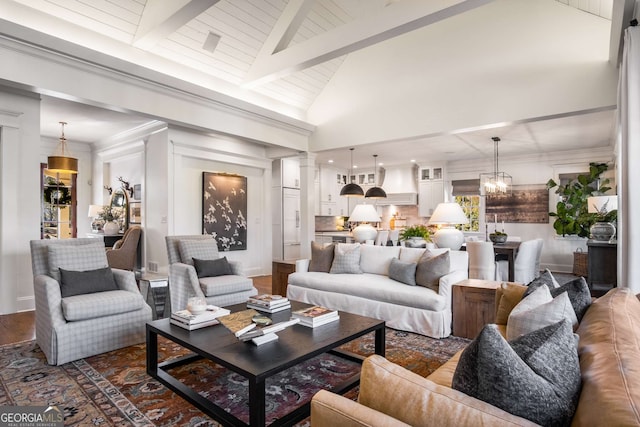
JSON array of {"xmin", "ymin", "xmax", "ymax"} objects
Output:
[
  {"xmin": 165, "ymin": 235, "xmax": 257, "ymax": 313},
  {"xmin": 30, "ymin": 238, "xmax": 152, "ymax": 365}
]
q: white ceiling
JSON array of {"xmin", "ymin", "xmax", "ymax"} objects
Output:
[{"xmin": 4, "ymin": 0, "xmax": 619, "ymax": 167}]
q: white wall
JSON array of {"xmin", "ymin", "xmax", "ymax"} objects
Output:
[{"xmin": 447, "ymin": 146, "xmax": 616, "ymax": 273}]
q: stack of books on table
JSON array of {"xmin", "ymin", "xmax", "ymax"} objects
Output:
[
  {"xmin": 246, "ymin": 294, "xmax": 291, "ymax": 313},
  {"xmin": 170, "ymin": 305, "xmax": 231, "ymax": 330},
  {"xmin": 291, "ymin": 306, "xmax": 339, "ymax": 328}
]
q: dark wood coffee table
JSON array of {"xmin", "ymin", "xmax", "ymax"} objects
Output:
[{"xmin": 146, "ymin": 300, "xmax": 385, "ymax": 426}]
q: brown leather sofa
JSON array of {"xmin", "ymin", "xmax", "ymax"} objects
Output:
[{"xmin": 311, "ymin": 287, "xmax": 640, "ymax": 426}]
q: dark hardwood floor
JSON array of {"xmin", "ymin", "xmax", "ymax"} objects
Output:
[{"xmin": 0, "ymin": 275, "xmax": 273, "ymax": 346}]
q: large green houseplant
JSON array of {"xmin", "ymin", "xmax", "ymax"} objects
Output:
[
  {"xmin": 399, "ymin": 225, "xmax": 432, "ymax": 242},
  {"xmin": 546, "ymin": 162, "xmax": 616, "ymax": 237}
]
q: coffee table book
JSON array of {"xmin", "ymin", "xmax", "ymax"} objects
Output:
[
  {"xmin": 247, "ymin": 294, "xmax": 290, "ymax": 308},
  {"xmin": 247, "ymin": 302, "xmax": 291, "ymax": 313},
  {"xmin": 218, "ymin": 309, "xmax": 260, "ymax": 337},
  {"xmin": 238, "ymin": 318, "xmax": 300, "ymax": 345},
  {"xmin": 171, "ymin": 307, "xmax": 230, "ymax": 326},
  {"xmin": 169, "ymin": 318, "xmax": 220, "ymax": 330},
  {"xmin": 292, "ymin": 305, "xmax": 339, "ymax": 327}
]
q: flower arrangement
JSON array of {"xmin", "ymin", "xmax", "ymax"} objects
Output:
[{"xmin": 98, "ymin": 205, "xmax": 122, "ymax": 222}]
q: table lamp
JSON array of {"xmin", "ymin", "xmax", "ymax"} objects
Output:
[
  {"xmin": 428, "ymin": 202, "xmax": 469, "ymax": 250},
  {"xmin": 88, "ymin": 204, "xmax": 104, "ymax": 232},
  {"xmin": 349, "ymin": 204, "xmax": 381, "ymax": 243},
  {"xmin": 587, "ymin": 195, "xmax": 617, "ymax": 242}
]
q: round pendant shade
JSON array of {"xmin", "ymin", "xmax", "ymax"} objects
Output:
[
  {"xmin": 364, "ymin": 186, "xmax": 387, "ymax": 199},
  {"xmin": 340, "ymin": 182, "xmax": 364, "ymax": 197},
  {"xmin": 47, "ymin": 156, "xmax": 78, "ymax": 174}
]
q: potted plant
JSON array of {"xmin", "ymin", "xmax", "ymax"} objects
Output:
[
  {"xmin": 399, "ymin": 225, "xmax": 432, "ymax": 248},
  {"xmin": 489, "ymin": 230, "xmax": 508, "ymax": 244},
  {"xmin": 546, "ymin": 162, "xmax": 613, "ymax": 237}
]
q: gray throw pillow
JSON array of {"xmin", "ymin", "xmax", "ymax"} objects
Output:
[
  {"xmin": 193, "ymin": 257, "xmax": 232, "ymax": 278},
  {"xmin": 59, "ymin": 267, "xmax": 118, "ymax": 298},
  {"xmin": 415, "ymin": 250, "xmax": 450, "ymax": 292},
  {"xmin": 309, "ymin": 242, "xmax": 335, "ymax": 272},
  {"xmin": 329, "ymin": 244, "xmax": 362, "ymax": 274},
  {"xmin": 453, "ymin": 320, "xmax": 581, "ymax": 426},
  {"xmin": 526, "ymin": 275, "xmax": 591, "ymax": 322},
  {"xmin": 178, "ymin": 239, "xmax": 219, "ymax": 265},
  {"xmin": 524, "ymin": 268, "xmax": 560, "ymax": 293},
  {"xmin": 47, "ymin": 243, "xmax": 108, "ymax": 282},
  {"xmin": 388, "ymin": 257, "xmax": 417, "ymax": 286}
]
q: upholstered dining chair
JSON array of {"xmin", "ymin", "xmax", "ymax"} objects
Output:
[
  {"xmin": 165, "ymin": 235, "xmax": 257, "ymax": 313},
  {"xmin": 497, "ymin": 239, "xmax": 540, "ymax": 284},
  {"xmin": 467, "ymin": 241, "xmax": 499, "ymax": 280},
  {"xmin": 106, "ymin": 225, "xmax": 141, "ymax": 271},
  {"xmin": 374, "ymin": 230, "xmax": 389, "ymax": 246},
  {"xmin": 30, "ymin": 238, "xmax": 151, "ymax": 365}
]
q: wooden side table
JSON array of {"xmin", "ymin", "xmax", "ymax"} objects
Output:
[
  {"xmin": 272, "ymin": 260, "xmax": 297, "ymax": 297},
  {"xmin": 452, "ymin": 279, "xmax": 502, "ymax": 339}
]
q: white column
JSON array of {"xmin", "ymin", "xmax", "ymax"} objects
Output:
[{"xmin": 299, "ymin": 152, "xmax": 316, "ymax": 259}]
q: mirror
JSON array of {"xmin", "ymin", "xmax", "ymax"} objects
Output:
[{"xmin": 110, "ymin": 188, "xmax": 129, "ymax": 232}]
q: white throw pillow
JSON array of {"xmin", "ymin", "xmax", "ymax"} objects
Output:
[
  {"xmin": 507, "ymin": 285, "xmax": 578, "ymax": 340},
  {"xmin": 329, "ymin": 243, "xmax": 363, "ymax": 274},
  {"xmin": 359, "ymin": 244, "xmax": 400, "ymax": 275}
]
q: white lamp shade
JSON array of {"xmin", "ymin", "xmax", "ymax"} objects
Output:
[
  {"xmin": 349, "ymin": 204, "xmax": 381, "ymax": 223},
  {"xmin": 587, "ymin": 195, "xmax": 617, "ymax": 213},
  {"xmin": 88, "ymin": 204, "xmax": 103, "ymax": 217},
  {"xmin": 428, "ymin": 202, "xmax": 469, "ymax": 225}
]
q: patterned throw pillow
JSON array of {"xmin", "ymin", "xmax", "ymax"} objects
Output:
[
  {"xmin": 415, "ymin": 249, "xmax": 450, "ymax": 292},
  {"xmin": 453, "ymin": 321, "xmax": 581, "ymax": 427},
  {"xmin": 524, "ymin": 268, "xmax": 560, "ymax": 295},
  {"xmin": 59, "ymin": 267, "xmax": 118, "ymax": 297},
  {"xmin": 309, "ymin": 242, "xmax": 335, "ymax": 272},
  {"xmin": 507, "ymin": 285, "xmax": 578, "ymax": 340},
  {"xmin": 178, "ymin": 239, "xmax": 219, "ymax": 266},
  {"xmin": 193, "ymin": 257, "xmax": 232, "ymax": 278},
  {"xmin": 329, "ymin": 244, "xmax": 363, "ymax": 274},
  {"xmin": 388, "ymin": 257, "xmax": 417, "ymax": 286},
  {"xmin": 526, "ymin": 274, "xmax": 591, "ymax": 322}
]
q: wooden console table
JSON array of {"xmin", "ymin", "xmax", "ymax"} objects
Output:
[
  {"xmin": 452, "ymin": 279, "xmax": 502, "ymax": 339},
  {"xmin": 272, "ymin": 260, "xmax": 297, "ymax": 296}
]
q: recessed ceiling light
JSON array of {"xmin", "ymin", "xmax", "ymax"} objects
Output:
[
  {"xmin": 328, "ymin": 159, "xmax": 334, "ymax": 163},
  {"xmin": 410, "ymin": 159, "xmax": 416, "ymax": 163},
  {"xmin": 354, "ymin": 165, "xmax": 358, "ymax": 169}
]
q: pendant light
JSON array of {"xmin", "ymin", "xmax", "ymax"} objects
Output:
[
  {"xmin": 47, "ymin": 121, "xmax": 78, "ymax": 174},
  {"xmin": 365, "ymin": 154, "xmax": 387, "ymax": 199},
  {"xmin": 340, "ymin": 148, "xmax": 364, "ymax": 197},
  {"xmin": 479, "ymin": 137, "xmax": 511, "ymax": 194}
]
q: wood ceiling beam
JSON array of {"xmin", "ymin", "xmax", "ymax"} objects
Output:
[
  {"xmin": 133, "ymin": 0, "xmax": 220, "ymax": 50},
  {"xmin": 244, "ymin": 0, "xmax": 493, "ymax": 87}
]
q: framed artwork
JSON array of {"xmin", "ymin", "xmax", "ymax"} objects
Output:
[
  {"xmin": 133, "ymin": 184, "xmax": 142, "ymax": 201},
  {"xmin": 202, "ymin": 172, "xmax": 247, "ymax": 251},
  {"xmin": 485, "ymin": 184, "xmax": 549, "ymax": 223},
  {"xmin": 129, "ymin": 202, "xmax": 141, "ymax": 224}
]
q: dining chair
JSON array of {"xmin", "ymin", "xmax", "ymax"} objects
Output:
[
  {"xmin": 467, "ymin": 241, "xmax": 499, "ymax": 280},
  {"xmin": 497, "ymin": 239, "xmax": 539, "ymax": 284},
  {"xmin": 533, "ymin": 238, "xmax": 544, "ymax": 278},
  {"xmin": 388, "ymin": 230, "xmax": 400, "ymax": 246},
  {"xmin": 375, "ymin": 230, "xmax": 389, "ymax": 246}
]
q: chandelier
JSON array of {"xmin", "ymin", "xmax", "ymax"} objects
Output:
[
  {"xmin": 47, "ymin": 121, "xmax": 78, "ymax": 174},
  {"xmin": 479, "ymin": 137, "xmax": 511, "ymax": 194}
]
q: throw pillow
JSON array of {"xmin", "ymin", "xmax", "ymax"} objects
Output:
[
  {"xmin": 329, "ymin": 244, "xmax": 363, "ymax": 274},
  {"xmin": 415, "ymin": 249, "xmax": 450, "ymax": 292},
  {"xmin": 309, "ymin": 241, "xmax": 335, "ymax": 273},
  {"xmin": 59, "ymin": 266, "xmax": 118, "ymax": 298},
  {"xmin": 507, "ymin": 285, "xmax": 578, "ymax": 340},
  {"xmin": 47, "ymin": 243, "xmax": 108, "ymax": 282},
  {"xmin": 495, "ymin": 282, "xmax": 528, "ymax": 324},
  {"xmin": 453, "ymin": 320, "xmax": 581, "ymax": 427},
  {"xmin": 523, "ymin": 268, "xmax": 560, "ymax": 296},
  {"xmin": 388, "ymin": 257, "xmax": 417, "ymax": 286},
  {"xmin": 525, "ymin": 274, "xmax": 591, "ymax": 322},
  {"xmin": 178, "ymin": 239, "xmax": 219, "ymax": 266},
  {"xmin": 193, "ymin": 257, "xmax": 232, "ymax": 278}
]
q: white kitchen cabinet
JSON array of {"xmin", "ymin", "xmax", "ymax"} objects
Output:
[
  {"xmin": 419, "ymin": 166, "xmax": 444, "ymax": 182},
  {"xmin": 319, "ymin": 165, "xmax": 348, "ymax": 216},
  {"xmin": 418, "ymin": 180, "xmax": 444, "ymax": 217},
  {"xmin": 281, "ymin": 157, "xmax": 300, "ymax": 189}
]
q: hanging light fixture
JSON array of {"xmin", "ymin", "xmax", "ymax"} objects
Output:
[
  {"xmin": 340, "ymin": 148, "xmax": 364, "ymax": 197},
  {"xmin": 365, "ymin": 154, "xmax": 387, "ymax": 199},
  {"xmin": 47, "ymin": 121, "xmax": 78, "ymax": 174},
  {"xmin": 479, "ymin": 137, "xmax": 511, "ymax": 194}
]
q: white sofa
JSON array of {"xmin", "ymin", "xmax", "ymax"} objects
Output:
[{"xmin": 287, "ymin": 244, "xmax": 469, "ymax": 338}]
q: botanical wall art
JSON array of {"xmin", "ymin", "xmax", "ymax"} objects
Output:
[
  {"xmin": 485, "ymin": 184, "xmax": 549, "ymax": 223},
  {"xmin": 202, "ymin": 172, "xmax": 247, "ymax": 251}
]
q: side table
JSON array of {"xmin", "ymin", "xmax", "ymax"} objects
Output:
[
  {"xmin": 452, "ymin": 279, "xmax": 502, "ymax": 339},
  {"xmin": 272, "ymin": 260, "xmax": 297, "ymax": 296},
  {"xmin": 587, "ymin": 240, "xmax": 617, "ymax": 297},
  {"xmin": 139, "ymin": 273, "xmax": 169, "ymax": 319}
]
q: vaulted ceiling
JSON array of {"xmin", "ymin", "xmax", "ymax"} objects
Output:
[{"xmin": 1, "ymin": 0, "xmax": 626, "ymax": 168}]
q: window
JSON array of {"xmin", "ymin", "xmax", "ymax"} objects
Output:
[{"xmin": 452, "ymin": 179, "xmax": 480, "ymax": 232}]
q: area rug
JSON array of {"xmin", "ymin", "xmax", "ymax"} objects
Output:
[{"xmin": 0, "ymin": 329, "xmax": 469, "ymax": 426}]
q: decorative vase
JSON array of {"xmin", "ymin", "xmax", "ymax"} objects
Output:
[
  {"xmin": 103, "ymin": 220, "xmax": 120, "ymax": 235},
  {"xmin": 590, "ymin": 222, "xmax": 616, "ymax": 241},
  {"xmin": 489, "ymin": 233, "xmax": 508, "ymax": 244}
]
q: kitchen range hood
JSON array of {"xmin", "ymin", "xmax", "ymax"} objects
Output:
[{"xmin": 378, "ymin": 166, "xmax": 419, "ymax": 205}]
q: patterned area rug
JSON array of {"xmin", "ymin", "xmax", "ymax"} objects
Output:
[{"xmin": 0, "ymin": 329, "xmax": 469, "ymax": 426}]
